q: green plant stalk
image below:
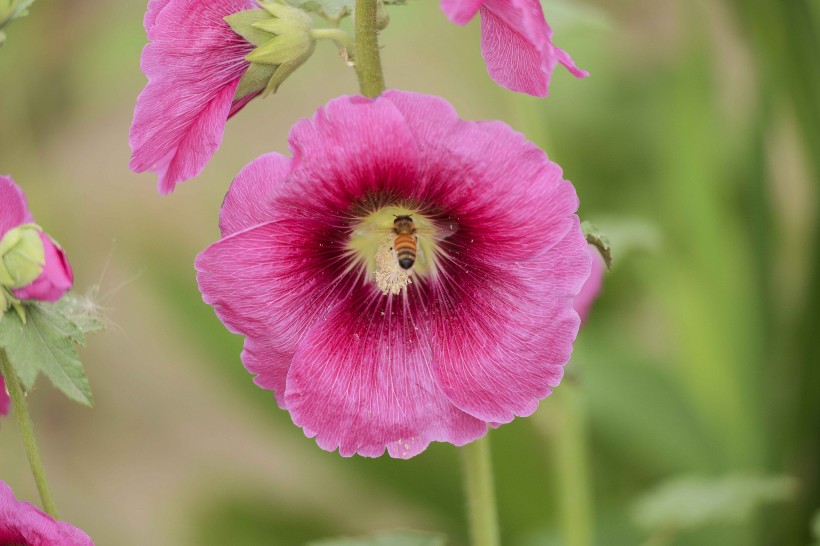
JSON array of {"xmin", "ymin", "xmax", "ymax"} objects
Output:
[
  {"xmin": 461, "ymin": 435, "xmax": 501, "ymax": 546},
  {"xmin": 310, "ymin": 28, "xmax": 351, "ymax": 45},
  {"xmin": 552, "ymin": 385, "xmax": 594, "ymax": 546},
  {"xmin": 0, "ymin": 349, "xmax": 59, "ymax": 518},
  {"xmin": 729, "ymin": 0, "xmax": 820, "ymax": 541},
  {"xmin": 354, "ymin": 0, "xmax": 385, "ymax": 97}
]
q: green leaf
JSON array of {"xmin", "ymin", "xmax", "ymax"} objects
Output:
[
  {"xmin": 50, "ymin": 294, "xmax": 105, "ymax": 346},
  {"xmin": 580, "ymin": 221, "xmax": 613, "ymax": 269},
  {"xmin": 308, "ymin": 531, "xmax": 447, "ymax": 546},
  {"xmin": 812, "ymin": 508, "xmax": 820, "ymax": 542},
  {"xmin": 0, "ymin": 301, "xmax": 94, "ymax": 406},
  {"xmin": 632, "ymin": 475, "xmax": 797, "ymax": 532}
]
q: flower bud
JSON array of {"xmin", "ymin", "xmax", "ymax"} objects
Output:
[
  {"xmin": 0, "ymin": 224, "xmax": 45, "ymax": 290},
  {"xmin": 376, "ymin": 1, "xmax": 390, "ymax": 31},
  {"xmin": 13, "ymin": 233, "xmax": 73, "ymax": 302},
  {"xmin": 0, "ymin": 225, "xmax": 73, "ymax": 308}
]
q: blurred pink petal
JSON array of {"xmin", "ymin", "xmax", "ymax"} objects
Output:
[
  {"xmin": 440, "ymin": 0, "xmax": 482, "ymax": 24},
  {"xmin": 0, "ymin": 175, "xmax": 34, "ymax": 237},
  {"xmin": 197, "ymin": 91, "xmax": 590, "ymax": 457},
  {"xmin": 0, "ymin": 376, "xmax": 9, "ymax": 416},
  {"xmin": 573, "ymin": 244, "xmax": 605, "ymax": 323},
  {"xmin": 0, "ymin": 480, "xmax": 94, "ymax": 545},
  {"xmin": 441, "ymin": 0, "xmax": 589, "ymax": 96}
]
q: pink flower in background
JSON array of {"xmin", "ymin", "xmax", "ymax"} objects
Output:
[
  {"xmin": 573, "ymin": 244, "xmax": 605, "ymax": 323},
  {"xmin": 0, "ymin": 481, "xmax": 94, "ymax": 546},
  {"xmin": 0, "ymin": 175, "xmax": 73, "ymax": 303},
  {"xmin": 197, "ymin": 91, "xmax": 590, "ymax": 458},
  {"xmin": 129, "ymin": 0, "xmax": 258, "ymax": 194},
  {"xmin": 0, "ymin": 376, "xmax": 9, "ymax": 416},
  {"xmin": 441, "ymin": 0, "xmax": 588, "ymax": 96}
]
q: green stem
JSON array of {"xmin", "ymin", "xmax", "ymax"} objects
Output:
[
  {"xmin": 310, "ymin": 28, "xmax": 351, "ymax": 46},
  {"xmin": 461, "ymin": 435, "xmax": 501, "ymax": 546},
  {"xmin": 354, "ymin": 0, "xmax": 386, "ymax": 97},
  {"xmin": 552, "ymin": 384, "xmax": 594, "ymax": 546},
  {"xmin": 0, "ymin": 349, "xmax": 59, "ymax": 518}
]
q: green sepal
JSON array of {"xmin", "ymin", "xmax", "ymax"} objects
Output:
[
  {"xmin": 226, "ymin": 3, "xmax": 316, "ymax": 101},
  {"xmin": 0, "ymin": 286, "xmax": 26, "ymax": 323},
  {"xmin": 262, "ymin": 56, "xmax": 310, "ymax": 95},
  {"xmin": 224, "ymin": 9, "xmax": 272, "ymax": 46},
  {"xmin": 581, "ymin": 220, "xmax": 613, "ymax": 270},
  {"xmin": 259, "ymin": 0, "xmax": 301, "ymax": 19},
  {"xmin": 252, "ymin": 16, "xmax": 299, "ymax": 35},
  {"xmin": 0, "ymin": 224, "xmax": 46, "ymax": 289},
  {"xmin": 246, "ymin": 32, "xmax": 314, "ymax": 65},
  {"xmin": 235, "ymin": 62, "xmax": 278, "ymax": 100},
  {"xmin": 308, "ymin": 531, "xmax": 448, "ymax": 546},
  {"xmin": 0, "ymin": 295, "xmax": 103, "ymax": 407}
]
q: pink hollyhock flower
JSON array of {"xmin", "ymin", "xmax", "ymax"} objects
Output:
[
  {"xmin": 0, "ymin": 481, "xmax": 94, "ymax": 545},
  {"xmin": 130, "ymin": 0, "xmax": 258, "ymax": 194},
  {"xmin": 197, "ymin": 90, "xmax": 590, "ymax": 458},
  {"xmin": 573, "ymin": 244, "xmax": 605, "ymax": 323},
  {"xmin": 0, "ymin": 376, "xmax": 9, "ymax": 416},
  {"xmin": 0, "ymin": 175, "xmax": 73, "ymax": 304},
  {"xmin": 441, "ymin": 0, "xmax": 588, "ymax": 97}
]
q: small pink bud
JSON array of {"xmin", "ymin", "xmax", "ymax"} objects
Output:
[{"xmin": 12, "ymin": 233, "xmax": 73, "ymax": 302}]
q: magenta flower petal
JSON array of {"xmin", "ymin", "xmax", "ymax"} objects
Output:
[
  {"xmin": 129, "ymin": 0, "xmax": 257, "ymax": 193},
  {"xmin": 0, "ymin": 376, "xmax": 9, "ymax": 416},
  {"xmin": 143, "ymin": 0, "xmax": 172, "ymax": 32},
  {"xmin": 442, "ymin": 0, "xmax": 588, "ymax": 97},
  {"xmin": 286, "ymin": 95, "xmax": 420, "ymax": 201},
  {"xmin": 440, "ymin": 0, "xmax": 482, "ymax": 24},
  {"xmin": 432, "ymin": 225, "xmax": 589, "ymax": 423},
  {"xmin": 0, "ymin": 481, "xmax": 94, "ymax": 546},
  {"xmin": 0, "ymin": 175, "xmax": 34, "ymax": 237},
  {"xmin": 12, "ymin": 233, "xmax": 74, "ymax": 303},
  {"xmin": 197, "ymin": 91, "xmax": 589, "ymax": 457},
  {"xmin": 573, "ymin": 244, "xmax": 605, "ymax": 323},
  {"xmin": 286, "ymin": 303, "xmax": 487, "ymax": 458},
  {"xmin": 219, "ymin": 152, "xmax": 292, "ymax": 236}
]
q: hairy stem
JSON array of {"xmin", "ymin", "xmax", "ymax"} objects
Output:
[
  {"xmin": 552, "ymin": 385, "xmax": 594, "ymax": 546},
  {"xmin": 354, "ymin": 0, "xmax": 385, "ymax": 97},
  {"xmin": 462, "ymin": 435, "xmax": 501, "ymax": 546},
  {"xmin": 0, "ymin": 349, "xmax": 59, "ymax": 518}
]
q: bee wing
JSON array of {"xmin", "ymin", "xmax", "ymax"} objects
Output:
[{"xmin": 421, "ymin": 219, "xmax": 459, "ymax": 242}]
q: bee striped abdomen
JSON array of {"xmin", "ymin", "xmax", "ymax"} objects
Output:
[
  {"xmin": 393, "ymin": 215, "xmax": 417, "ymax": 270},
  {"xmin": 394, "ymin": 234, "xmax": 417, "ymax": 270}
]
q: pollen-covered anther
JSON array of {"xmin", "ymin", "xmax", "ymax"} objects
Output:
[{"xmin": 374, "ymin": 236, "xmax": 412, "ymax": 296}]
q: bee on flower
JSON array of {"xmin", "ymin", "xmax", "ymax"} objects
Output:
[{"xmin": 196, "ymin": 91, "xmax": 591, "ymax": 458}]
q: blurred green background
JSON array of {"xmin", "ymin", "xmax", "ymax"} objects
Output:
[{"xmin": 1, "ymin": 0, "xmax": 819, "ymax": 545}]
